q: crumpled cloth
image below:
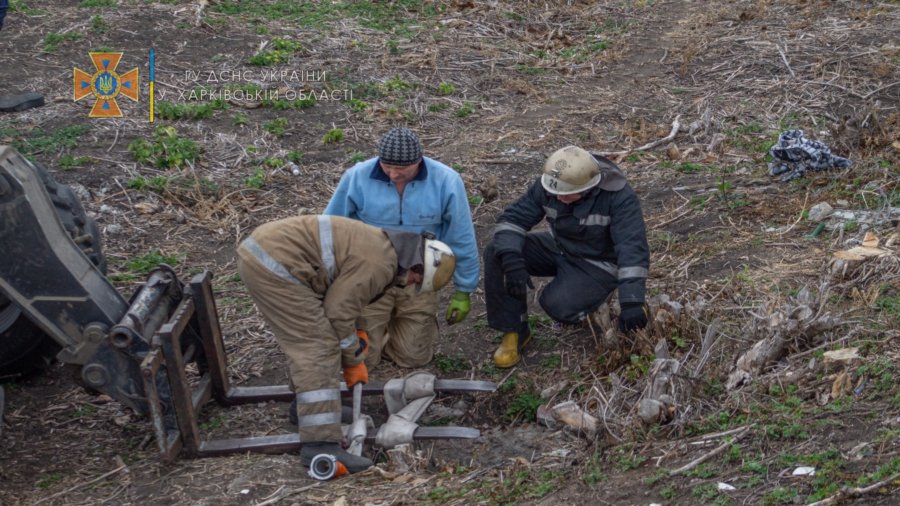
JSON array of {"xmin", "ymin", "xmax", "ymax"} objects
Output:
[{"xmin": 768, "ymin": 129, "xmax": 852, "ymax": 181}]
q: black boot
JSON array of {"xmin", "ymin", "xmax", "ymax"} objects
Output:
[
  {"xmin": 299, "ymin": 442, "xmax": 373, "ymax": 474},
  {"xmin": 0, "ymin": 93, "xmax": 45, "ymax": 113}
]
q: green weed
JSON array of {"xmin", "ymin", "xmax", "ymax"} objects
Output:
[
  {"xmin": 36, "ymin": 473, "xmax": 64, "ymax": 489},
  {"xmin": 437, "ymin": 82, "xmax": 455, "ymax": 95},
  {"xmin": 244, "ymin": 168, "xmax": 266, "ymax": 189},
  {"xmin": 9, "ymin": 124, "xmax": 92, "ymax": 158},
  {"xmin": 79, "ymin": 0, "xmax": 116, "ymax": 7},
  {"xmin": 322, "ymin": 127, "xmax": 344, "ymax": 144},
  {"xmin": 433, "ymin": 353, "xmax": 468, "ymax": 373},
  {"xmin": 127, "ymin": 251, "xmax": 180, "ymax": 274},
  {"xmin": 90, "ymin": 15, "xmax": 108, "ymax": 33},
  {"xmin": 128, "ymin": 126, "xmax": 199, "ymax": 169},
  {"xmin": 57, "ymin": 155, "xmax": 89, "ymax": 171},
  {"xmin": 155, "ymin": 99, "xmax": 227, "ymax": 120},
  {"xmin": 248, "ymin": 38, "xmax": 303, "ymax": 66},
  {"xmin": 231, "ymin": 113, "xmax": 249, "ymax": 126},
  {"xmin": 506, "ymin": 391, "xmax": 542, "ymax": 420},
  {"xmin": 43, "ymin": 32, "xmax": 82, "ymax": 53},
  {"xmin": 264, "ymin": 117, "xmax": 289, "ymax": 137}
]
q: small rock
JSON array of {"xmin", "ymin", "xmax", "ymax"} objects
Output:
[
  {"xmin": 99, "ymin": 204, "xmax": 115, "ymax": 214},
  {"xmin": 835, "ymin": 199, "xmax": 850, "ymax": 208},
  {"xmin": 717, "ymin": 482, "xmax": 736, "ymax": 491},
  {"xmin": 106, "ymin": 224, "xmax": 123, "ymax": 235},
  {"xmin": 666, "ymin": 143, "xmax": 681, "ymax": 160},
  {"xmin": 70, "ymin": 183, "xmax": 91, "ymax": 202},
  {"xmin": 823, "ymin": 348, "xmax": 859, "ymax": 363},
  {"xmin": 808, "ymin": 202, "xmax": 834, "ymax": 222}
]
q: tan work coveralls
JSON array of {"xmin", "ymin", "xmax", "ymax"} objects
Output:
[{"xmin": 236, "ymin": 215, "xmax": 397, "ymax": 442}]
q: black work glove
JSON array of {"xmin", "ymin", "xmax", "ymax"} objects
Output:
[
  {"xmin": 500, "ymin": 253, "xmax": 533, "ymax": 299},
  {"xmin": 618, "ymin": 303, "xmax": 648, "ymax": 332}
]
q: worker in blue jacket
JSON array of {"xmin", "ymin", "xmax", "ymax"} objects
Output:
[
  {"xmin": 485, "ymin": 146, "xmax": 650, "ymax": 367},
  {"xmin": 324, "ymin": 127, "xmax": 479, "ymax": 368}
]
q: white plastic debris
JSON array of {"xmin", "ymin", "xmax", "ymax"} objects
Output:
[
  {"xmin": 240, "ymin": 489, "xmax": 250, "ymax": 494},
  {"xmin": 792, "ymin": 467, "xmax": 816, "ymax": 476},
  {"xmin": 717, "ymin": 482, "xmax": 736, "ymax": 491},
  {"xmin": 289, "ymin": 163, "xmax": 301, "ymax": 176}
]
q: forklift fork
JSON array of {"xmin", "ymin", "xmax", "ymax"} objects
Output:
[{"xmin": 143, "ymin": 271, "xmax": 494, "ymax": 462}]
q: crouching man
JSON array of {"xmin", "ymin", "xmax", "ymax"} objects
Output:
[
  {"xmin": 484, "ymin": 146, "xmax": 650, "ymax": 367},
  {"xmin": 237, "ymin": 215, "xmax": 455, "ymax": 473}
]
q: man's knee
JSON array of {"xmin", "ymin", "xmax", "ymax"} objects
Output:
[{"xmin": 539, "ymin": 291, "xmax": 582, "ymax": 324}]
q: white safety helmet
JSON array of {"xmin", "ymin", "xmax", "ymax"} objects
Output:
[
  {"xmin": 541, "ymin": 146, "xmax": 602, "ymax": 195},
  {"xmin": 420, "ymin": 239, "xmax": 456, "ymax": 292}
]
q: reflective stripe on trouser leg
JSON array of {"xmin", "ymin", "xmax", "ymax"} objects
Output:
[
  {"xmin": 380, "ymin": 284, "xmax": 440, "ymax": 368},
  {"xmin": 237, "ymin": 252, "xmax": 343, "ymax": 442}
]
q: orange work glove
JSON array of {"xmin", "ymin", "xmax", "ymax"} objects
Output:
[{"xmin": 343, "ymin": 362, "xmax": 368, "ymax": 388}]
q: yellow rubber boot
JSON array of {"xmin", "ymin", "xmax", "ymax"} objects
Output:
[{"xmin": 494, "ymin": 331, "xmax": 529, "ymax": 368}]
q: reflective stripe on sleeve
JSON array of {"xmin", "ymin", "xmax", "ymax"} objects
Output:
[
  {"xmin": 580, "ymin": 214, "xmax": 610, "ymax": 226},
  {"xmin": 583, "ymin": 258, "xmax": 618, "ymax": 277},
  {"xmin": 618, "ymin": 266, "xmax": 648, "ymax": 279},
  {"xmin": 317, "ymin": 215, "xmax": 336, "ymax": 282},
  {"xmin": 241, "ymin": 237, "xmax": 303, "ymax": 285},
  {"xmin": 494, "ymin": 222, "xmax": 526, "ymax": 236}
]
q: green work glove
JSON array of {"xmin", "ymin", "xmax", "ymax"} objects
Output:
[{"xmin": 445, "ymin": 291, "xmax": 471, "ymax": 324}]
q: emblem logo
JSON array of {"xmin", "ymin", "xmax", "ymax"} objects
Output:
[{"xmin": 73, "ymin": 52, "xmax": 139, "ymax": 118}]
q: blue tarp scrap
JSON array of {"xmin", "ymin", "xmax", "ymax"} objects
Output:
[{"xmin": 768, "ymin": 129, "xmax": 852, "ymax": 182}]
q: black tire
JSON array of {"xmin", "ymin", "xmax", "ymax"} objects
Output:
[{"xmin": 0, "ymin": 161, "xmax": 106, "ymax": 378}]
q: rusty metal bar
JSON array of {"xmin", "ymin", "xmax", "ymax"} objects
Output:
[
  {"xmin": 157, "ymin": 296, "xmax": 202, "ymax": 457},
  {"xmin": 140, "ymin": 348, "xmax": 182, "ymax": 462},
  {"xmin": 189, "ymin": 272, "xmax": 232, "ymax": 405}
]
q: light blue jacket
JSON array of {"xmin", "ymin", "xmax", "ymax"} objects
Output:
[{"xmin": 324, "ymin": 157, "xmax": 480, "ymax": 293}]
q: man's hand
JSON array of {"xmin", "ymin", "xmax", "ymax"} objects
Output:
[
  {"xmin": 445, "ymin": 291, "xmax": 471, "ymax": 324},
  {"xmin": 500, "ymin": 253, "xmax": 533, "ymax": 299},
  {"xmin": 618, "ymin": 303, "xmax": 648, "ymax": 332},
  {"xmin": 343, "ymin": 362, "xmax": 368, "ymax": 388}
]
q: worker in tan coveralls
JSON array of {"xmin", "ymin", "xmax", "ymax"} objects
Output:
[{"xmin": 237, "ymin": 214, "xmax": 456, "ymax": 473}]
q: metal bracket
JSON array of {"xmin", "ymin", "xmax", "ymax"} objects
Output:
[{"xmin": 143, "ymin": 271, "xmax": 495, "ymax": 462}]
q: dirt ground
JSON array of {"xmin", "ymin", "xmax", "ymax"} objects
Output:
[{"xmin": 1, "ymin": 0, "xmax": 898, "ymax": 505}]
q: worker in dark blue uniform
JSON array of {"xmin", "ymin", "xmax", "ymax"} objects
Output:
[{"xmin": 484, "ymin": 146, "xmax": 650, "ymax": 367}]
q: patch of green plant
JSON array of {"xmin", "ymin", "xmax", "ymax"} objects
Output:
[
  {"xmin": 123, "ymin": 250, "xmax": 180, "ymax": 276},
  {"xmin": 481, "ymin": 468, "xmax": 564, "ymax": 504},
  {"xmin": 248, "ymin": 38, "xmax": 303, "ymax": 66},
  {"xmin": 685, "ymin": 463, "xmax": 718, "ymax": 479},
  {"xmin": 506, "ymin": 391, "xmax": 542, "ymax": 420},
  {"xmin": 428, "ymin": 102, "xmax": 448, "ymax": 113},
  {"xmin": 286, "ymin": 150, "xmax": 303, "ymax": 164},
  {"xmin": 467, "ymin": 194, "xmax": 483, "ymax": 206},
  {"xmin": 73, "ymin": 403, "xmax": 97, "ymax": 417},
  {"xmin": 583, "ymin": 449, "xmax": 606, "ymax": 485},
  {"xmin": 660, "ymin": 485, "xmax": 677, "ymax": 500},
  {"xmin": 264, "ymin": 117, "xmax": 289, "ymax": 137},
  {"xmin": 346, "ymin": 98, "xmax": 368, "ymax": 111},
  {"xmin": 624, "ymin": 353, "xmax": 653, "ymax": 381},
  {"xmin": 231, "ymin": 113, "xmax": 249, "ymax": 126},
  {"xmin": 43, "ymin": 31, "xmax": 82, "ymax": 53},
  {"xmin": 498, "ymin": 374, "xmax": 517, "ymax": 393},
  {"xmin": 10, "ymin": 124, "xmax": 92, "ymax": 159},
  {"xmin": 155, "ymin": 99, "xmax": 227, "ymax": 120},
  {"xmin": 382, "ymin": 75, "xmax": 412, "ymax": 93},
  {"xmin": 433, "ymin": 353, "xmax": 468, "ymax": 373},
  {"xmin": 128, "ymin": 126, "xmax": 199, "ymax": 169},
  {"xmin": 762, "ymin": 486, "xmax": 798, "ymax": 505},
  {"xmin": 244, "ymin": 168, "xmax": 266, "ymax": 189},
  {"xmin": 541, "ymin": 354, "xmax": 561, "ymax": 369},
  {"xmin": 692, "ymin": 483, "xmax": 731, "ymax": 505},
  {"xmin": 614, "ymin": 448, "xmax": 647, "ymax": 472},
  {"xmin": 79, "ymin": 0, "xmax": 116, "ymax": 7},
  {"xmin": 322, "ymin": 127, "xmax": 344, "ymax": 144},
  {"xmin": 437, "ymin": 82, "xmax": 455, "ymax": 95},
  {"xmin": 90, "ymin": 15, "xmax": 108, "ymax": 33},
  {"xmin": 855, "ymin": 357, "xmax": 894, "ymax": 393},
  {"xmin": 199, "ymin": 416, "xmax": 225, "ymax": 431},
  {"xmin": 36, "ymin": 472, "xmax": 64, "ymax": 489},
  {"xmin": 57, "ymin": 154, "xmax": 90, "ymax": 171},
  {"xmin": 9, "ymin": 0, "xmax": 47, "ymax": 16},
  {"xmin": 347, "ymin": 151, "xmax": 366, "ymax": 163},
  {"xmin": 515, "ymin": 64, "xmax": 546, "ymax": 76}
]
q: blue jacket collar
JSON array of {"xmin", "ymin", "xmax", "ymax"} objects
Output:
[{"xmin": 369, "ymin": 158, "xmax": 428, "ymax": 183}]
